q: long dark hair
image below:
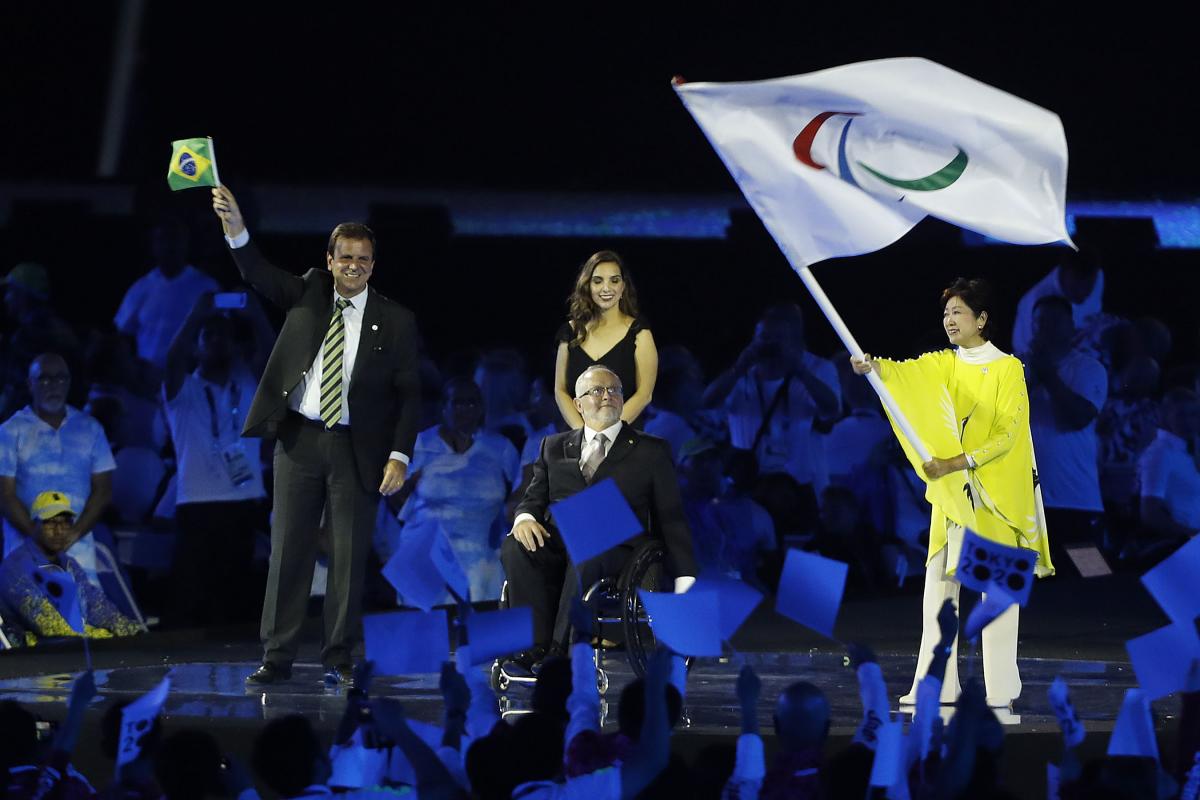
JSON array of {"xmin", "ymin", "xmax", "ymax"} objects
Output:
[
  {"xmin": 941, "ymin": 277, "xmax": 995, "ymax": 342},
  {"xmin": 566, "ymin": 250, "xmax": 641, "ymax": 346}
]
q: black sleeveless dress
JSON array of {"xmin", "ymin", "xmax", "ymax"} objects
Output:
[{"xmin": 556, "ymin": 318, "xmax": 648, "ymax": 400}]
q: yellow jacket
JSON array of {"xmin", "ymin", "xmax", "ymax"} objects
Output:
[{"xmin": 876, "ymin": 349, "xmax": 1053, "ymax": 577}]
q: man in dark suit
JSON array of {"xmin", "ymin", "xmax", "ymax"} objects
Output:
[
  {"xmin": 502, "ymin": 365, "xmax": 697, "ymax": 668},
  {"xmin": 211, "ymin": 186, "xmax": 420, "ymax": 686}
]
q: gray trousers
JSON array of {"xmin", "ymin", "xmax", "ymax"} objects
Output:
[{"xmin": 261, "ymin": 416, "xmax": 377, "ymax": 668}]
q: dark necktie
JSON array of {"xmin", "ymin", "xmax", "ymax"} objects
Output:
[
  {"xmin": 319, "ymin": 297, "xmax": 352, "ymax": 427},
  {"xmin": 581, "ymin": 432, "xmax": 608, "ymax": 483}
]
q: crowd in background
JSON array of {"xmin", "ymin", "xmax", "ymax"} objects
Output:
[
  {"xmin": 1, "ymin": 218, "xmax": 1200, "ymax": 798},
  {"xmin": 2, "ymin": 597, "xmax": 1198, "ymax": 799},
  {"xmin": 1, "ymin": 220, "xmax": 1199, "ymax": 645}
]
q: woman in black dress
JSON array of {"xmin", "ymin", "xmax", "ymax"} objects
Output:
[{"xmin": 554, "ymin": 250, "xmax": 658, "ymax": 429}]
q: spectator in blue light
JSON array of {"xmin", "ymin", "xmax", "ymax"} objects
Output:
[
  {"xmin": 1012, "ymin": 245, "xmax": 1104, "ymax": 357},
  {"xmin": 679, "ymin": 438, "xmax": 774, "ymax": 583},
  {"xmin": 395, "ymin": 377, "xmax": 521, "ymax": 601},
  {"xmin": 1137, "ymin": 388, "xmax": 1200, "ymax": 554},
  {"xmin": 114, "ymin": 216, "xmax": 219, "ymax": 373},
  {"xmin": 1022, "ymin": 294, "xmax": 1108, "ymax": 567},
  {"xmin": 0, "ymin": 353, "xmax": 115, "ymax": 582},
  {"xmin": 645, "ymin": 345, "xmax": 726, "ymax": 464},
  {"xmin": 702, "ymin": 304, "xmax": 840, "ymax": 539},
  {"xmin": 0, "ymin": 262, "xmax": 83, "ymax": 421},
  {"xmin": 0, "ymin": 491, "xmax": 140, "ymax": 640}
]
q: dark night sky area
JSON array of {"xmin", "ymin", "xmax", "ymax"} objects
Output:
[{"xmin": 3, "ymin": 3, "xmax": 1198, "ymax": 199}]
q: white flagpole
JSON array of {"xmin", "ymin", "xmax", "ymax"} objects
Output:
[
  {"xmin": 207, "ymin": 136, "xmax": 221, "ymax": 187},
  {"xmin": 794, "ymin": 265, "xmax": 932, "ymax": 464}
]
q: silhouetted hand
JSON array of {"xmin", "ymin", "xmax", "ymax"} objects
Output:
[
  {"xmin": 440, "ymin": 662, "xmax": 470, "ymax": 715},
  {"xmin": 937, "ymin": 599, "xmax": 958, "ymax": 644},
  {"xmin": 846, "ymin": 642, "xmax": 878, "ymax": 669}
]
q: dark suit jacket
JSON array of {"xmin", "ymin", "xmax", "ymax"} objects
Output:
[
  {"xmin": 229, "ymin": 240, "xmax": 420, "ymax": 493},
  {"xmin": 515, "ymin": 423, "xmax": 698, "ymax": 578}
]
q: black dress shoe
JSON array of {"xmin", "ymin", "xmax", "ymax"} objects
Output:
[
  {"xmin": 501, "ymin": 646, "xmax": 547, "ymax": 676},
  {"xmin": 246, "ymin": 662, "xmax": 291, "ymax": 685},
  {"xmin": 324, "ymin": 664, "xmax": 355, "ymax": 688}
]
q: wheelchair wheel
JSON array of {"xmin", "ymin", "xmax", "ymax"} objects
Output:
[{"xmin": 618, "ymin": 539, "xmax": 667, "ymax": 678}]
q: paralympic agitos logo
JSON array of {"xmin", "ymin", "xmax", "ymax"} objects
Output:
[{"xmin": 793, "ymin": 111, "xmax": 968, "ymax": 192}]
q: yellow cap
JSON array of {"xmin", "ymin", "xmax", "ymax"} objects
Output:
[{"xmin": 31, "ymin": 491, "xmax": 75, "ymax": 521}]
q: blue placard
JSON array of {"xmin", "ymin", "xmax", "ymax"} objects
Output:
[{"xmin": 550, "ymin": 478, "xmax": 643, "ymax": 565}]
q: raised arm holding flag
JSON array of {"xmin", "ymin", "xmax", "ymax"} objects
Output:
[
  {"xmin": 674, "ymin": 57, "xmax": 1071, "ymax": 710},
  {"xmin": 851, "ymin": 278, "xmax": 1049, "ymax": 709}
]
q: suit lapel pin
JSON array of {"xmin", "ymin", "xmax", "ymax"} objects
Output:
[{"xmin": 371, "ymin": 324, "xmax": 379, "ymax": 331}]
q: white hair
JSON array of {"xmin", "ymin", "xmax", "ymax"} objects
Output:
[{"xmin": 575, "ymin": 365, "xmax": 621, "ymax": 398}]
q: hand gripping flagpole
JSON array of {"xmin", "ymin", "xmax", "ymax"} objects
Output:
[{"xmin": 794, "ymin": 265, "xmax": 933, "ymax": 464}]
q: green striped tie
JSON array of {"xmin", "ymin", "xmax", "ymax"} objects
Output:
[{"xmin": 319, "ymin": 297, "xmax": 352, "ymax": 428}]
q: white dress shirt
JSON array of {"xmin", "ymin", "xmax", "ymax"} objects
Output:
[
  {"xmin": 580, "ymin": 420, "xmax": 624, "ymax": 470},
  {"xmin": 293, "ymin": 288, "xmax": 366, "ymax": 426},
  {"xmin": 227, "ymin": 230, "xmax": 408, "ymax": 465}
]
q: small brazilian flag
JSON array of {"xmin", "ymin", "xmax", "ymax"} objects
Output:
[{"xmin": 167, "ymin": 136, "xmax": 220, "ymax": 191}]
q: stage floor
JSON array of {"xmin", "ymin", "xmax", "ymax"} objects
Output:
[
  {"xmin": 0, "ymin": 570, "xmax": 1187, "ymax": 799},
  {"xmin": 0, "ymin": 569, "xmax": 1180, "ymax": 737},
  {"xmin": 0, "ymin": 649, "xmax": 1164, "ymax": 736}
]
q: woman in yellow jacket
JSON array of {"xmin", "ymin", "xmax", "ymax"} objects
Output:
[{"xmin": 851, "ymin": 278, "xmax": 1052, "ymax": 708}]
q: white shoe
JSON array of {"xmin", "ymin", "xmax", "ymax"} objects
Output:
[
  {"xmin": 900, "ymin": 688, "xmax": 960, "ymax": 705},
  {"xmin": 986, "ymin": 696, "xmax": 1014, "ymax": 709}
]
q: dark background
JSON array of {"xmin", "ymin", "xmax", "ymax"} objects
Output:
[{"xmin": 3, "ymin": 3, "xmax": 1197, "ymax": 374}]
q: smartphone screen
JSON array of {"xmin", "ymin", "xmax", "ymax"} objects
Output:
[{"xmin": 213, "ymin": 292, "xmax": 247, "ymax": 309}]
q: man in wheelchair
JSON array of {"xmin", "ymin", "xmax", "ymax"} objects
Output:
[{"xmin": 501, "ymin": 365, "xmax": 697, "ymax": 673}]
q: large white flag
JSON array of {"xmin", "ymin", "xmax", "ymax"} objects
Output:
[{"xmin": 674, "ymin": 58, "xmax": 1073, "ymax": 267}]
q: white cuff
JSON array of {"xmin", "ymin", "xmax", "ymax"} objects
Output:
[
  {"xmin": 965, "ymin": 452, "xmax": 977, "ymax": 469},
  {"xmin": 225, "ymin": 229, "xmax": 250, "ymax": 249},
  {"xmin": 673, "ymin": 575, "xmax": 695, "ymax": 594},
  {"xmin": 513, "ymin": 512, "xmax": 537, "ymax": 528},
  {"xmin": 388, "ymin": 451, "xmax": 410, "ymax": 466}
]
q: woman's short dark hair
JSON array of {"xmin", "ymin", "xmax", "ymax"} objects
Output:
[
  {"xmin": 941, "ymin": 277, "xmax": 996, "ymax": 342},
  {"xmin": 326, "ymin": 222, "xmax": 376, "ymax": 260},
  {"xmin": 566, "ymin": 250, "xmax": 641, "ymax": 346}
]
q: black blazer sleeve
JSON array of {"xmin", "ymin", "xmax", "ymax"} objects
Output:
[
  {"xmin": 514, "ymin": 436, "xmax": 553, "ymax": 524},
  {"xmin": 228, "ymin": 238, "xmax": 306, "ymax": 310},
  {"xmin": 647, "ymin": 437, "xmax": 698, "ymax": 578}
]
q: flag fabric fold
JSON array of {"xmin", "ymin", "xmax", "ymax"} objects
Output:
[
  {"xmin": 167, "ymin": 137, "xmax": 220, "ymax": 191},
  {"xmin": 673, "ymin": 57, "xmax": 1073, "ymax": 268}
]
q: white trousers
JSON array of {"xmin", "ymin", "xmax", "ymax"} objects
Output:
[{"xmin": 905, "ymin": 545, "xmax": 1022, "ymax": 703}]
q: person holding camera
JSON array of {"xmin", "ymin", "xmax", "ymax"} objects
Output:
[
  {"xmin": 702, "ymin": 303, "xmax": 841, "ymax": 541},
  {"xmin": 162, "ymin": 291, "xmax": 273, "ymax": 628},
  {"xmin": 114, "ymin": 216, "xmax": 220, "ymax": 374}
]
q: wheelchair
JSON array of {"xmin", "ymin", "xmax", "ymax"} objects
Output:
[{"xmin": 490, "ymin": 537, "xmax": 673, "ymax": 695}]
